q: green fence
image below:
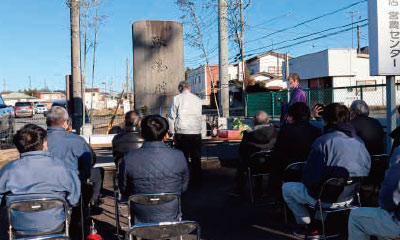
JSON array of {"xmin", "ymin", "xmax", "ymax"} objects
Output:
[{"xmin": 246, "ymin": 84, "xmax": 399, "ymax": 119}]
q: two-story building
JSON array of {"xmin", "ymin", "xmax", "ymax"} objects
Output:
[{"xmin": 289, "ymin": 48, "xmax": 396, "ymax": 107}]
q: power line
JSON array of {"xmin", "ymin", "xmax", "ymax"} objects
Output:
[
  {"xmin": 246, "ymin": 0, "xmax": 367, "ymax": 44},
  {"xmin": 245, "ymin": 18, "xmax": 367, "ymax": 55},
  {"xmin": 241, "ymin": 23, "xmax": 368, "ymax": 61}
]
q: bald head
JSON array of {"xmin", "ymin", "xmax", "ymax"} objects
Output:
[
  {"xmin": 254, "ymin": 111, "xmax": 269, "ymax": 126},
  {"xmin": 125, "ymin": 110, "xmax": 140, "ymax": 128}
]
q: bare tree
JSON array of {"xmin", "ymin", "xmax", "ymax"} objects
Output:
[
  {"xmin": 79, "ymin": 0, "xmax": 107, "ymax": 114},
  {"xmin": 176, "ymin": 0, "xmax": 221, "ymax": 117}
]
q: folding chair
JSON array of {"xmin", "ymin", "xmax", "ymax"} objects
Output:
[
  {"xmin": 7, "ymin": 198, "xmax": 70, "ymax": 240},
  {"xmin": 305, "ymin": 177, "xmax": 362, "ymax": 240},
  {"xmin": 113, "ymin": 159, "xmax": 127, "ymax": 239},
  {"xmin": 125, "ymin": 221, "xmax": 200, "ymax": 240},
  {"xmin": 282, "ymin": 162, "xmax": 306, "ymax": 224},
  {"xmin": 127, "ymin": 193, "xmax": 181, "ymax": 228},
  {"xmin": 247, "ymin": 150, "xmax": 273, "ymax": 204}
]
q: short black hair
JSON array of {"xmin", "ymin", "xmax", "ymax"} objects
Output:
[
  {"xmin": 125, "ymin": 110, "xmax": 140, "ymax": 128},
  {"xmin": 288, "ymin": 72, "xmax": 300, "ymax": 82},
  {"xmin": 140, "ymin": 115, "xmax": 169, "ymax": 141},
  {"xmin": 13, "ymin": 124, "xmax": 47, "ymax": 153},
  {"xmin": 323, "ymin": 103, "xmax": 350, "ymax": 124},
  {"xmin": 23, "ymin": 124, "xmax": 47, "ymax": 140},
  {"xmin": 288, "ymin": 102, "xmax": 310, "ymax": 122}
]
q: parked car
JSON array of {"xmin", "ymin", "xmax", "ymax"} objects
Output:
[
  {"xmin": 0, "ymin": 95, "xmax": 15, "ymax": 147},
  {"xmin": 14, "ymin": 102, "xmax": 34, "ymax": 118},
  {"xmin": 34, "ymin": 104, "xmax": 48, "ymax": 115}
]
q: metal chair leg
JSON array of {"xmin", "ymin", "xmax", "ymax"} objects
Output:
[
  {"xmin": 283, "ymin": 203, "xmax": 288, "ymax": 224},
  {"xmin": 319, "ymin": 200, "xmax": 326, "ymax": 240},
  {"xmin": 80, "ymin": 196, "xmax": 85, "ymax": 240},
  {"xmin": 248, "ymin": 168, "xmax": 254, "ymax": 204},
  {"xmin": 114, "ymin": 193, "xmax": 120, "ymax": 238}
]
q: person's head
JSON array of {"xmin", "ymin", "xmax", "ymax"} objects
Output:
[
  {"xmin": 288, "ymin": 102, "xmax": 311, "ymax": 123},
  {"xmin": 140, "ymin": 115, "xmax": 169, "ymax": 141},
  {"xmin": 288, "ymin": 73, "xmax": 300, "ymax": 89},
  {"xmin": 253, "ymin": 111, "xmax": 270, "ymax": 126},
  {"xmin": 46, "ymin": 106, "xmax": 69, "ymax": 129},
  {"xmin": 13, "ymin": 124, "xmax": 47, "ymax": 153},
  {"xmin": 125, "ymin": 110, "xmax": 140, "ymax": 129},
  {"xmin": 350, "ymin": 100, "xmax": 369, "ymax": 119},
  {"xmin": 323, "ymin": 103, "xmax": 350, "ymax": 125},
  {"xmin": 178, "ymin": 81, "xmax": 191, "ymax": 93}
]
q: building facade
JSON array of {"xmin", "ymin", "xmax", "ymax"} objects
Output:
[{"xmin": 289, "ymin": 48, "xmax": 397, "ymax": 107}]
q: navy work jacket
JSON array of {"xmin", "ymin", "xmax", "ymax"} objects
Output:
[
  {"xmin": 0, "ymin": 151, "xmax": 80, "ymax": 236},
  {"xmin": 47, "ymin": 126, "xmax": 93, "ymax": 180},
  {"xmin": 119, "ymin": 141, "xmax": 189, "ymax": 223}
]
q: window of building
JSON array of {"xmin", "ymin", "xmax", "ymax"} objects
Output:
[{"xmin": 356, "ymin": 80, "xmax": 377, "ymax": 95}]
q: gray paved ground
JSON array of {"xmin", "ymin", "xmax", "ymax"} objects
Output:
[{"xmin": 90, "ymin": 147, "xmax": 300, "ymax": 240}]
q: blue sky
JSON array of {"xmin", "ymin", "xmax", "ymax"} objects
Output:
[{"xmin": 0, "ymin": 0, "xmax": 368, "ymax": 91}]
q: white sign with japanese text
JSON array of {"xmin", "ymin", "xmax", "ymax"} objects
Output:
[{"xmin": 369, "ymin": 0, "xmax": 400, "ymax": 75}]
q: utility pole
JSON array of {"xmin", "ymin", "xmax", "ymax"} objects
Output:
[
  {"xmin": 110, "ymin": 76, "xmax": 114, "ymax": 99},
  {"xmin": 347, "ymin": 11, "xmax": 358, "ymax": 49},
  {"xmin": 126, "ymin": 58, "xmax": 130, "ymax": 104},
  {"xmin": 90, "ymin": 0, "xmax": 99, "ymax": 117},
  {"xmin": 2, "ymin": 78, "xmax": 6, "ymax": 92},
  {"xmin": 357, "ymin": 24, "xmax": 361, "ymax": 53},
  {"xmin": 69, "ymin": 0, "xmax": 83, "ymax": 134},
  {"xmin": 239, "ymin": 0, "xmax": 247, "ymax": 116},
  {"xmin": 218, "ymin": 0, "xmax": 229, "ymax": 118}
]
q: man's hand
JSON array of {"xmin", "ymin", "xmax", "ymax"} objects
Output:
[{"xmin": 312, "ymin": 105, "xmax": 324, "ymax": 118}]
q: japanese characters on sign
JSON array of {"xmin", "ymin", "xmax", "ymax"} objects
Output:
[
  {"xmin": 369, "ymin": 0, "xmax": 400, "ymax": 75},
  {"xmin": 389, "ymin": 0, "xmax": 400, "ymax": 67}
]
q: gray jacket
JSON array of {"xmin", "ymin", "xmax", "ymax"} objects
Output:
[{"xmin": 167, "ymin": 90, "xmax": 202, "ymax": 135}]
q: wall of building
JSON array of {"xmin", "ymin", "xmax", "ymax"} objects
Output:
[
  {"xmin": 187, "ymin": 65, "xmax": 219, "ymax": 106},
  {"xmin": 259, "ymin": 55, "xmax": 284, "ymax": 76},
  {"xmin": 289, "ymin": 50, "xmax": 329, "ymax": 80}
]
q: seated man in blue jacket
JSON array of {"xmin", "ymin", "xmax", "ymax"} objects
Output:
[
  {"xmin": 119, "ymin": 115, "xmax": 190, "ymax": 224},
  {"xmin": 348, "ymin": 147, "xmax": 400, "ymax": 239},
  {"xmin": 0, "ymin": 125, "xmax": 80, "ymax": 238},
  {"xmin": 46, "ymin": 106, "xmax": 92, "ymax": 181},
  {"xmin": 282, "ymin": 103, "xmax": 371, "ymax": 238}
]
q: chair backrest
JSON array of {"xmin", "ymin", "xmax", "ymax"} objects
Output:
[
  {"xmin": 125, "ymin": 221, "xmax": 199, "ymax": 240},
  {"xmin": 7, "ymin": 198, "xmax": 69, "ymax": 239},
  {"xmin": 283, "ymin": 162, "xmax": 306, "ymax": 183},
  {"xmin": 248, "ymin": 150, "xmax": 273, "ymax": 173},
  {"xmin": 128, "ymin": 193, "xmax": 181, "ymax": 227},
  {"xmin": 318, "ymin": 177, "xmax": 362, "ymax": 204}
]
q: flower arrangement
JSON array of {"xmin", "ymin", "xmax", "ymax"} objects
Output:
[{"xmin": 231, "ymin": 119, "xmax": 251, "ymax": 135}]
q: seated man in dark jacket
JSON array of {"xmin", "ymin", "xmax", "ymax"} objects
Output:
[
  {"xmin": 0, "ymin": 125, "xmax": 80, "ymax": 238},
  {"xmin": 350, "ymin": 100, "xmax": 385, "ymax": 155},
  {"xmin": 348, "ymin": 146, "xmax": 400, "ymax": 239},
  {"xmin": 119, "ymin": 115, "xmax": 189, "ymax": 223},
  {"xmin": 282, "ymin": 103, "xmax": 371, "ymax": 237},
  {"xmin": 274, "ymin": 102, "xmax": 322, "ymax": 168},
  {"xmin": 234, "ymin": 111, "xmax": 277, "ymax": 196},
  {"xmin": 270, "ymin": 102, "xmax": 322, "ymax": 197},
  {"xmin": 112, "ymin": 110, "xmax": 143, "ymax": 166}
]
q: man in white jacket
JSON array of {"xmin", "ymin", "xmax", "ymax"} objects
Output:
[{"xmin": 168, "ymin": 81, "xmax": 203, "ymax": 185}]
